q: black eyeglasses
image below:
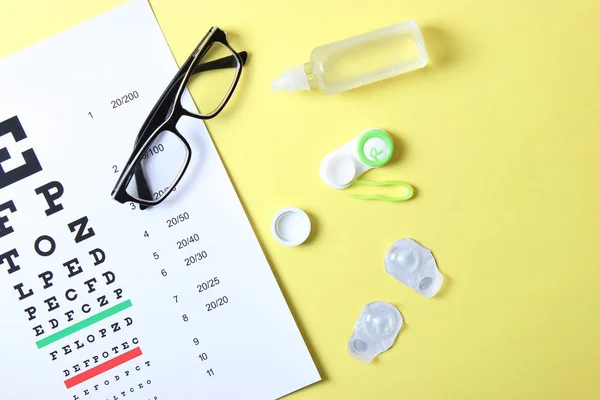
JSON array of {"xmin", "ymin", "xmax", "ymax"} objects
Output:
[{"xmin": 111, "ymin": 27, "xmax": 247, "ymax": 209}]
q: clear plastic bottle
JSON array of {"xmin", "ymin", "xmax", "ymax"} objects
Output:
[{"xmin": 272, "ymin": 20, "xmax": 428, "ymax": 94}]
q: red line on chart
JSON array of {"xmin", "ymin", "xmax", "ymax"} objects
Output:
[{"xmin": 64, "ymin": 347, "xmax": 143, "ymax": 389}]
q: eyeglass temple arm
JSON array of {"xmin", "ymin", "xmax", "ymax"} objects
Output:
[
  {"xmin": 191, "ymin": 51, "xmax": 248, "ymax": 75},
  {"xmin": 135, "ymin": 168, "xmax": 153, "ymax": 206},
  {"xmin": 134, "ymin": 51, "xmax": 248, "ymax": 148}
]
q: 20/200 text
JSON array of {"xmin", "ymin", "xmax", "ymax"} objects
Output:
[{"xmin": 111, "ymin": 90, "xmax": 139, "ymax": 108}]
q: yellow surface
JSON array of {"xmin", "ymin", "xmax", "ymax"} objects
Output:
[{"xmin": 1, "ymin": 0, "xmax": 600, "ymax": 399}]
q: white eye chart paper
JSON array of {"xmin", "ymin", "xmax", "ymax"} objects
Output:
[{"xmin": 0, "ymin": 1, "xmax": 320, "ymax": 399}]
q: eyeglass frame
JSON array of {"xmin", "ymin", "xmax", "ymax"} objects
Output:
[{"xmin": 111, "ymin": 26, "xmax": 246, "ymax": 208}]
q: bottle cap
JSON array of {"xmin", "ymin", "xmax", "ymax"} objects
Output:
[
  {"xmin": 271, "ymin": 207, "xmax": 311, "ymax": 246},
  {"xmin": 271, "ymin": 64, "xmax": 310, "ymax": 92}
]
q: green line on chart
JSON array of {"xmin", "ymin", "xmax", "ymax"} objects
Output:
[{"xmin": 36, "ymin": 299, "xmax": 133, "ymax": 349}]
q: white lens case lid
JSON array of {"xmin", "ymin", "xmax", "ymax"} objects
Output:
[
  {"xmin": 348, "ymin": 301, "xmax": 403, "ymax": 363},
  {"xmin": 385, "ymin": 238, "xmax": 444, "ymax": 298},
  {"xmin": 320, "ymin": 128, "xmax": 394, "ymax": 189},
  {"xmin": 271, "ymin": 207, "xmax": 311, "ymax": 247}
]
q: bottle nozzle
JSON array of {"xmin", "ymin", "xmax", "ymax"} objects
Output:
[{"xmin": 271, "ymin": 64, "xmax": 310, "ymax": 92}]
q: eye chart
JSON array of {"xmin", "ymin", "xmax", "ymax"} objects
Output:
[{"xmin": 0, "ymin": 1, "xmax": 320, "ymax": 399}]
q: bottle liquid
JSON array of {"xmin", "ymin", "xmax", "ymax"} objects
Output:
[{"xmin": 271, "ymin": 20, "xmax": 429, "ymax": 94}]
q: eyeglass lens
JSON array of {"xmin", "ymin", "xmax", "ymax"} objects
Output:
[
  {"xmin": 125, "ymin": 130, "xmax": 189, "ymax": 203},
  {"xmin": 185, "ymin": 42, "xmax": 240, "ymax": 116}
]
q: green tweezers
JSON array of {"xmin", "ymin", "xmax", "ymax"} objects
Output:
[{"xmin": 349, "ymin": 180, "xmax": 414, "ymax": 202}]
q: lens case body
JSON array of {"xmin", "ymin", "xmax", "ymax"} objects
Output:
[{"xmin": 320, "ymin": 128, "xmax": 394, "ymax": 189}]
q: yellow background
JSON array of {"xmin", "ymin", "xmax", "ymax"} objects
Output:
[{"xmin": 1, "ymin": 0, "xmax": 600, "ymax": 399}]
